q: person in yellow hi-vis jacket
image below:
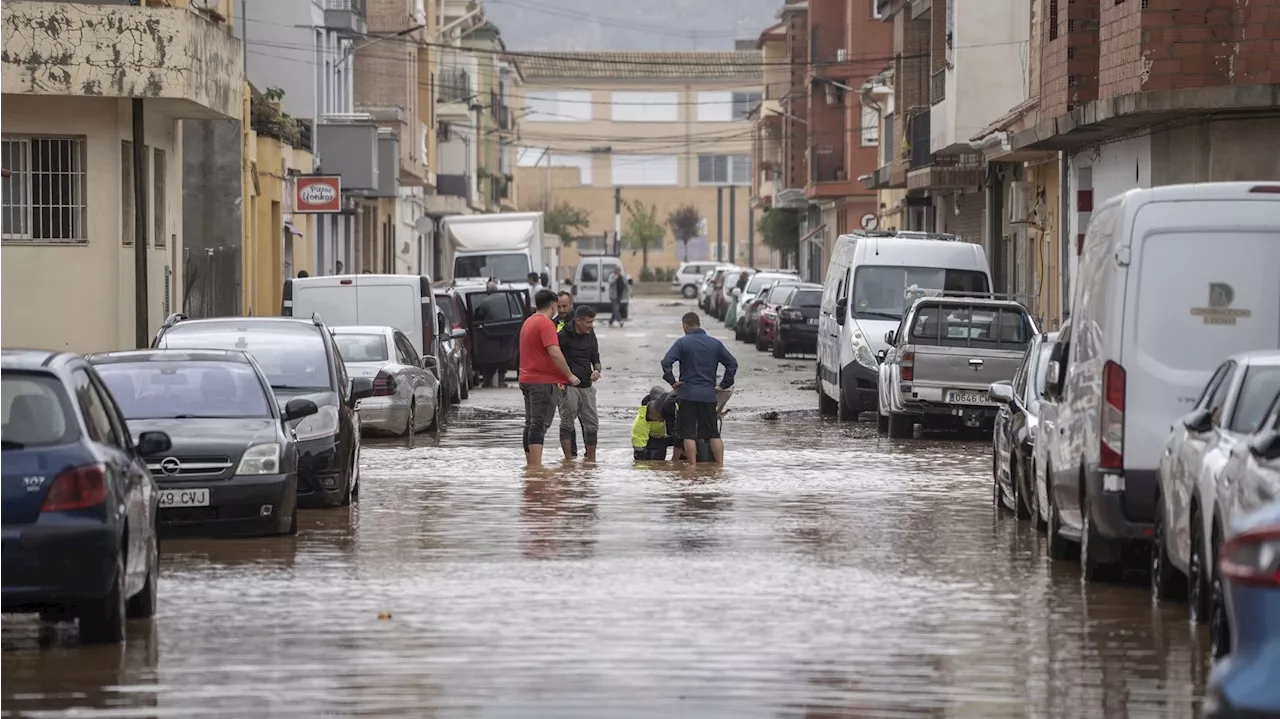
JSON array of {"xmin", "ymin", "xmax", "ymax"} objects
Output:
[{"xmin": 632, "ymin": 386, "xmax": 678, "ymax": 460}]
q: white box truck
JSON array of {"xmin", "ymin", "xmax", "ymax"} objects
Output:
[{"xmin": 441, "ymin": 212, "xmax": 555, "ymax": 294}]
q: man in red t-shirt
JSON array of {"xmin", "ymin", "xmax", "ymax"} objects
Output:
[{"xmin": 519, "ymin": 289, "xmax": 580, "ymax": 466}]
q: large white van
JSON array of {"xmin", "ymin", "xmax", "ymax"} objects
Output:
[
  {"xmin": 816, "ymin": 231, "xmax": 992, "ymax": 421},
  {"xmin": 571, "ymin": 255, "xmax": 625, "ymax": 311},
  {"xmin": 1040, "ymin": 182, "xmax": 1280, "ymax": 580}
]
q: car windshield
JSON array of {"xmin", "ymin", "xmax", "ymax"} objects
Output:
[
  {"xmin": 1230, "ymin": 366, "xmax": 1280, "ymax": 432},
  {"xmin": 1, "ymin": 372, "xmax": 76, "ymax": 448},
  {"xmin": 96, "ymin": 361, "xmax": 273, "ymax": 420},
  {"xmin": 908, "ymin": 303, "xmax": 1032, "ymax": 349},
  {"xmin": 161, "ymin": 325, "xmax": 332, "ymax": 392},
  {"xmin": 1031, "ymin": 342, "xmax": 1055, "ymax": 399},
  {"xmin": 333, "ymin": 334, "xmax": 389, "ymax": 364},
  {"xmin": 454, "ymin": 253, "xmax": 531, "ymax": 284},
  {"xmin": 853, "ymin": 266, "xmax": 990, "ymax": 321},
  {"xmin": 790, "ymin": 290, "xmax": 822, "ymax": 307}
]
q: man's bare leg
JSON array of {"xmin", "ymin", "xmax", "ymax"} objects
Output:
[
  {"xmin": 527, "ymin": 444, "xmax": 543, "ymax": 467},
  {"xmin": 709, "ymin": 438, "xmax": 725, "ymax": 465},
  {"xmin": 584, "ymin": 444, "xmax": 596, "ymax": 462},
  {"xmin": 560, "ymin": 439, "xmax": 574, "ymax": 460},
  {"xmin": 682, "ymin": 439, "xmax": 698, "ymax": 466}
]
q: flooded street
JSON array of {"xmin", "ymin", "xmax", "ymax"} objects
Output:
[{"xmin": 2, "ymin": 298, "xmax": 1208, "ymax": 718}]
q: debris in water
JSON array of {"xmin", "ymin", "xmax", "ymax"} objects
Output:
[
  {"xmin": 378, "ymin": 612, "xmax": 393, "ymax": 620},
  {"xmin": 761, "ymin": 411, "xmax": 780, "ymax": 421}
]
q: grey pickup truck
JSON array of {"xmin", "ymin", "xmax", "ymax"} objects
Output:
[{"xmin": 877, "ymin": 296, "xmax": 1037, "ymax": 438}]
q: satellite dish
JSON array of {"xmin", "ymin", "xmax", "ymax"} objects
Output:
[{"xmin": 190, "ymin": 0, "xmax": 219, "ymax": 10}]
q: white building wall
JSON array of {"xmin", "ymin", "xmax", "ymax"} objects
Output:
[
  {"xmin": 934, "ymin": 0, "xmax": 1031, "ymax": 153},
  {"xmin": 1065, "ymin": 133, "xmax": 1151, "ymax": 306}
]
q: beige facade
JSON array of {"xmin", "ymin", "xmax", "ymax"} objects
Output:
[
  {"xmin": 513, "ymin": 52, "xmax": 774, "ymax": 279},
  {"xmin": 2, "ymin": 1, "xmax": 243, "ymax": 352}
]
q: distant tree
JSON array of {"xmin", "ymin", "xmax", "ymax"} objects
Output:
[
  {"xmin": 623, "ymin": 200, "xmax": 665, "ymax": 271},
  {"xmin": 536, "ymin": 199, "xmax": 591, "ymax": 246},
  {"xmin": 666, "ymin": 204, "xmax": 703, "ymax": 262},
  {"xmin": 758, "ymin": 207, "xmax": 800, "ymax": 268}
]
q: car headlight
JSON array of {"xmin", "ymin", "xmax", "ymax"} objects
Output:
[
  {"xmin": 236, "ymin": 443, "xmax": 282, "ymax": 475},
  {"xmin": 850, "ymin": 328, "xmax": 878, "ymax": 370},
  {"xmin": 293, "ymin": 404, "xmax": 340, "ymax": 442}
]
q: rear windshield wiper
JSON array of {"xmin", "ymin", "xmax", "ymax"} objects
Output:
[{"xmin": 1, "ymin": 439, "xmax": 26, "ymax": 450}]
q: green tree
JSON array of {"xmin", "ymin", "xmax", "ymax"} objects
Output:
[
  {"xmin": 540, "ymin": 199, "xmax": 591, "ymax": 246},
  {"xmin": 666, "ymin": 204, "xmax": 703, "ymax": 262},
  {"xmin": 623, "ymin": 200, "xmax": 665, "ymax": 271},
  {"xmin": 758, "ymin": 207, "xmax": 800, "ymax": 268}
]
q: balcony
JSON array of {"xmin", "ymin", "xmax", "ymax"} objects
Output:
[
  {"xmin": 438, "ymin": 68, "xmax": 472, "ymax": 105},
  {"xmin": 809, "ymin": 142, "xmax": 847, "ymax": 184},
  {"xmin": 323, "ymin": 0, "xmax": 367, "ymax": 38},
  {"xmin": 438, "ymin": 174, "xmax": 471, "ymax": 202},
  {"xmin": 930, "ymin": 69, "xmax": 946, "ymax": 106},
  {"xmin": 809, "ymin": 24, "xmax": 848, "ymax": 69},
  {"xmin": 907, "ymin": 153, "xmax": 984, "ymax": 191},
  {"xmin": 1, "ymin": 1, "xmax": 243, "ymax": 119},
  {"xmin": 908, "ymin": 110, "xmax": 932, "ymax": 169}
]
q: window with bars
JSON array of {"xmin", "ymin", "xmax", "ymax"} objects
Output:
[
  {"xmin": 1049, "ymin": 0, "xmax": 1059, "ymax": 40},
  {"xmin": 154, "ymin": 148, "xmax": 167, "ymax": 249},
  {"xmin": 861, "ymin": 104, "xmax": 880, "ymax": 146},
  {"xmin": 731, "ymin": 92, "xmax": 762, "ymax": 121},
  {"xmin": 1, "ymin": 136, "xmax": 87, "ymax": 243},
  {"xmin": 697, "ymin": 154, "xmax": 752, "ymax": 185}
]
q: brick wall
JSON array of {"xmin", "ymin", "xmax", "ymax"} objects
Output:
[
  {"xmin": 1040, "ymin": 0, "xmax": 1100, "ymax": 118},
  {"xmin": 784, "ymin": 9, "xmax": 810, "ymax": 190},
  {"xmin": 893, "ymin": 10, "xmax": 930, "ymax": 176}
]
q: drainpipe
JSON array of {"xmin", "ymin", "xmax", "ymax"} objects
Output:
[{"xmin": 133, "ymin": 99, "xmax": 149, "ymax": 348}]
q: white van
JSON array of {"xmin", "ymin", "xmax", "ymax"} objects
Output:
[
  {"xmin": 282, "ymin": 274, "xmax": 448, "ymax": 373},
  {"xmin": 816, "ymin": 231, "xmax": 992, "ymax": 421},
  {"xmin": 571, "ymin": 255, "xmax": 625, "ymax": 311},
  {"xmin": 672, "ymin": 262, "xmax": 725, "ymax": 299},
  {"xmin": 1040, "ymin": 182, "xmax": 1280, "ymax": 579}
]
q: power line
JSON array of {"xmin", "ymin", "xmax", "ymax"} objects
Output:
[{"xmin": 485, "ymin": 0, "xmax": 746, "ymax": 39}]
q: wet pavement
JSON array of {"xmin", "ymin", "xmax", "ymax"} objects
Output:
[{"xmin": 2, "ymin": 298, "xmax": 1208, "ymax": 718}]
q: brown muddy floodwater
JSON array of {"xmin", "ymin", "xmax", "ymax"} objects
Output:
[{"xmin": 1, "ymin": 299, "xmax": 1208, "ymax": 718}]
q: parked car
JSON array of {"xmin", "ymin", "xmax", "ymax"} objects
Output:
[
  {"xmin": 1204, "ymin": 500, "xmax": 1280, "ymax": 719},
  {"xmin": 570, "ymin": 254, "xmax": 625, "ymax": 311},
  {"xmin": 436, "ymin": 287, "xmax": 474, "ymax": 390},
  {"xmin": 673, "ymin": 261, "xmax": 724, "ymax": 299},
  {"xmin": 741, "ymin": 277, "xmax": 802, "ymax": 344},
  {"xmin": 714, "ymin": 268, "xmax": 747, "ymax": 320},
  {"xmin": 1152, "ymin": 352, "xmax": 1280, "ymax": 629},
  {"xmin": 437, "ymin": 305, "xmax": 469, "ymax": 405},
  {"xmin": 458, "ymin": 284, "xmax": 531, "ymax": 386},
  {"xmin": 733, "ymin": 271, "xmax": 795, "ymax": 341},
  {"xmin": 2, "ymin": 349, "xmax": 172, "ymax": 643},
  {"xmin": 989, "ymin": 332, "xmax": 1058, "ymax": 524},
  {"xmin": 154, "ymin": 314, "xmax": 373, "ymax": 508},
  {"xmin": 759, "ymin": 284, "xmax": 823, "ymax": 358},
  {"xmin": 817, "ymin": 231, "xmax": 993, "ymax": 422},
  {"xmin": 877, "ymin": 296, "xmax": 1035, "ymax": 438},
  {"xmin": 1041, "ymin": 182, "xmax": 1280, "ymax": 580},
  {"xmin": 698, "ymin": 269, "xmax": 721, "ymax": 312},
  {"xmin": 89, "ymin": 349, "xmax": 318, "ymax": 537},
  {"xmin": 332, "ymin": 326, "xmax": 443, "ymax": 436}
]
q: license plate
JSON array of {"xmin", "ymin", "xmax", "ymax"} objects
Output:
[
  {"xmin": 807, "ymin": 318, "xmax": 818, "ymax": 325},
  {"xmin": 158, "ymin": 488, "xmax": 210, "ymax": 508},
  {"xmin": 946, "ymin": 390, "xmax": 991, "ymax": 405}
]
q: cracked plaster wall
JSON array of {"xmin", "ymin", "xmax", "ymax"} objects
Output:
[{"xmin": 1, "ymin": 1, "xmax": 243, "ymax": 119}]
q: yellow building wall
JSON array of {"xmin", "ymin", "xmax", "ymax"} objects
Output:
[{"xmin": 1028, "ymin": 160, "xmax": 1063, "ymax": 330}]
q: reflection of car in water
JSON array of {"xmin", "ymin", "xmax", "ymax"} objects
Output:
[{"xmin": 331, "ymin": 326, "xmax": 443, "ymax": 437}]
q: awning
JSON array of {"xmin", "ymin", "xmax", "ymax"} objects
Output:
[{"xmin": 284, "ymin": 221, "xmax": 304, "ymax": 236}]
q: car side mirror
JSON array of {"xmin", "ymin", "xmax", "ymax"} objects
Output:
[
  {"xmin": 884, "ymin": 330, "xmax": 896, "ymax": 345},
  {"xmin": 422, "ymin": 355, "xmax": 439, "ymax": 374},
  {"xmin": 283, "ymin": 397, "xmax": 319, "ymax": 422},
  {"xmin": 450, "ymin": 328, "xmax": 467, "ymax": 340},
  {"xmin": 1041, "ymin": 360, "xmax": 1061, "ymax": 398},
  {"xmin": 350, "ymin": 376, "xmax": 375, "ymax": 403},
  {"xmin": 135, "ymin": 431, "xmax": 172, "ymax": 457},
  {"xmin": 1250, "ymin": 431, "xmax": 1280, "ymax": 461},
  {"xmin": 1183, "ymin": 408, "xmax": 1214, "ymax": 434},
  {"xmin": 989, "ymin": 381, "xmax": 1015, "ymax": 405}
]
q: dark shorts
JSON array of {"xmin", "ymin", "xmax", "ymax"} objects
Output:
[{"xmin": 676, "ymin": 400, "xmax": 720, "ymax": 441}]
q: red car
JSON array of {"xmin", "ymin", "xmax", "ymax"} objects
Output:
[{"xmin": 756, "ymin": 283, "xmax": 823, "ymax": 357}]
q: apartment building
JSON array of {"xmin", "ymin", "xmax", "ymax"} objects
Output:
[
  {"xmin": 752, "ymin": 7, "xmax": 810, "ymax": 264},
  {"xmin": 512, "ymin": 51, "xmax": 765, "ymax": 278},
  {"xmin": 1, "ymin": 0, "xmax": 243, "ymax": 351}
]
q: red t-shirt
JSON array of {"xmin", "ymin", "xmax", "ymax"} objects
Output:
[{"xmin": 518, "ymin": 313, "xmax": 565, "ymax": 384}]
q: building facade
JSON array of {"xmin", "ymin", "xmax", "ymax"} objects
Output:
[
  {"xmin": 2, "ymin": 0, "xmax": 243, "ymax": 351},
  {"xmin": 513, "ymin": 51, "xmax": 766, "ymax": 280}
]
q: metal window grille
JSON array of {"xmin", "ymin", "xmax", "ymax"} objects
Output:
[
  {"xmin": 154, "ymin": 147, "xmax": 167, "ymax": 248},
  {"xmin": 1049, "ymin": 0, "xmax": 1059, "ymax": 40},
  {"xmin": 1, "ymin": 136, "xmax": 87, "ymax": 243}
]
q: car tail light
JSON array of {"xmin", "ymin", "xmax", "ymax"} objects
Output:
[
  {"xmin": 1248, "ymin": 185, "xmax": 1280, "ymax": 194},
  {"xmin": 42, "ymin": 464, "xmax": 108, "ymax": 512},
  {"xmin": 372, "ymin": 371, "xmax": 397, "ymax": 397},
  {"xmin": 901, "ymin": 350, "xmax": 914, "ymax": 382},
  {"xmin": 782, "ymin": 309, "xmax": 803, "ymax": 321},
  {"xmin": 1220, "ymin": 526, "xmax": 1280, "ymax": 588},
  {"xmin": 1101, "ymin": 360, "xmax": 1125, "ymax": 470}
]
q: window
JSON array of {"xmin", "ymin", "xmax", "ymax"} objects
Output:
[
  {"xmin": 909, "ymin": 304, "xmax": 1032, "ymax": 350},
  {"xmin": 852, "ymin": 266, "xmax": 991, "ymax": 321},
  {"xmin": 516, "ymin": 147, "xmax": 594, "ymax": 185},
  {"xmin": 160, "ymin": 324, "xmax": 333, "ymax": 392},
  {"xmin": 334, "ymin": 333, "xmax": 391, "ymax": 363},
  {"xmin": 732, "ymin": 91, "xmax": 762, "ymax": 120},
  {"xmin": 96, "ymin": 361, "xmax": 274, "ymax": 420},
  {"xmin": 861, "ymin": 104, "xmax": 880, "ymax": 146},
  {"xmin": 153, "ymin": 148, "xmax": 167, "ymax": 248},
  {"xmin": 394, "ymin": 331, "xmax": 420, "ymax": 366},
  {"xmin": 611, "ymin": 155, "xmax": 678, "ymax": 186},
  {"xmin": 580, "ymin": 264, "xmax": 599, "ymax": 282},
  {"xmin": 1230, "ymin": 367, "xmax": 1280, "ymax": 433},
  {"xmin": 696, "ymin": 91, "xmax": 763, "ymax": 121},
  {"xmin": 697, "ymin": 154, "xmax": 751, "ymax": 185},
  {"xmin": 524, "ymin": 90, "xmax": 592, "ymax": 122},
  {"xmin": 1, "ymin": 372, "xmax": 76, "ymax": 447},
  {"xmin": 72, "ymin": 370, "xmax": 120, "ymax": 448},
  {"xmin": 1, "ymin": 136, "xmax": 87, "ymax": 243},
  {"xmin": 1049, "ymin": 0, "xmax": 1059, "ymax": 40},
  {"xmin": 611, "ymin": 91, "xmax": 678, "ymax": 122}
]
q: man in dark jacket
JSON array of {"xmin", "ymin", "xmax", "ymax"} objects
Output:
[
  {"xmin": 660, "ymin": 312, "xmax": 737, "ymax": 465},
  {"xmin": 557, "ymin": 306, "xmax": 602, "ymax": 461}
]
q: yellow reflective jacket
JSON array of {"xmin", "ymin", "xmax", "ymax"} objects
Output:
[{"xmin": 630, "ymin": 406, "xmax": 669, "ymax": 448}]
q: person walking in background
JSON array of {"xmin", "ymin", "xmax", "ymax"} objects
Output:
[
  {"xmin": 554, "ymin": 291, "xmax": 575, "ymax": 331},
  {"xmin": 557, "ymin": 306, "xmax": 602, "ymax": 462},
  {"xmin": 519, "ymin": 289, "xmax": 580, "ymax": 467},
  {"xmin": 608, "ymin": 267, "xmax": 630, "ymax": 327},
  {"xmin": 527, "ymin": 272, "xmax": 544, "ymax": 306},
  {"xmin": 661, "ymin": 312, "xmax": 737, "ymax": 466}
]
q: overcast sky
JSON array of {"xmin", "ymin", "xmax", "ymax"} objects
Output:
[{"xmin": 483, "ymin": 0, "xmax": 781, "ymax": 51}]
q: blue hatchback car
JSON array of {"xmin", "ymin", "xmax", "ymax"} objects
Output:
[
  {"xmin": 1206, "ymin": 500, "xmax": 1280, "ymax": 719},
  {"xmin": 1, "ymin": 350, "xmax": 172, "ymax": 644}
]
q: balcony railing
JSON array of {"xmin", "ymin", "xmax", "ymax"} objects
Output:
[
  {"xmin": 809, "ymin": 24, "xmax": 847, "ymax": 66},
  {"xmin": 809, "ymin": 142, "xmax": 847, "ymax": 184},
  {"xmin": 909, "ymin": 110, "xmax": 931, "ymax": 169},
  {"xmin": 438, "ymin": 68, "xmax": 471, "ymax": 104},
  {"xmin": 930, "ymin": 69, "xmax": 947, "ymax": 106},
  {"xmin": 438, "ymin": 174, "xmax": 471, "ymax": 201}
]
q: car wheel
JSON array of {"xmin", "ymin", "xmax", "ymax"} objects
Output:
[
  {"xmin": 992, "ymin": 457, "xmax": 1006, "ymax": 511},
  {"xmin": 449, "ymin": 371, "xmax": 463, "ymax": 404},
  {"xmin": 80, "ymin": 552, "xmax": 126, "ymax": 644},
  {"xmin": 405, "ymin": 401, "xmax": 416, "ymax": 436},
  {"xmin": 1030, "ymin": 462, "xmax": 1047, "ymax": 533},
  {"xmin": 771, "ymin": 335, "xmax": 786, "ymax": 359},
  {"xmin": 681, "ymin": 284, "xmax": 697, "ymax": 299},
  {"xmin": 125, "ymin": 529, "xmax": 159, "ymax": 620},
  {"xmin": 1046, "ymin": 472, "xmax": 1077, "ymax": 561},
  {"xmin": 1081, "ymin": 505, "xmax": 1115, "ymax": 583},
  {"xmin": 1209, "ymin": 556, "xmax": 1231, "ymax": 659},
  {"xmin": 1189, "ymin": 512, "xmax": 1209, "ymax": 623},
  {"xmin": 887, "ymin": 412, "xmax": 913, "ymax": 438},
  {"xmin": 877, "ymin": 412, "xmax": 889, "ymax": 434},
  {"xmin": 733, "ymin": 325, "xmax": 743, "ymax": 341},
  {"xmin": 341, "ymin": 444, "xmax": 359, "ymax": 507},
  {"xmin": 1011, "ymin": 460, "xmax": 1031, "ymax": 520},
  {"xmin": 1151, "ymin": 492, "xmax": 1186, "ymax": 602},
  {"xmin": 431, "ymin": 392, "xmax": 444, "ymax": 434},
  {"xmin": 837, "ymin": 385, "xmax": 859, "ymax": 422}
]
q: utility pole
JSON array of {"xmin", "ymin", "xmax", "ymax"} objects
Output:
[
  {"xmin": 728, "ymin": 185, "xmax": 736, "ymax": 264},
  {"xmin": 132, "ymin": 98, "xmax": 149, "ymax": 348},
  {"xmin": 613, "ymin": 186, "xmax": 622, "ymax": 256},
  {"xmin": 716, "ymin": 187, "xmax": 723, "ymax": 262},
  {"xmin": 541, "ymin": 146, "xmax": 552, "ymax": 210},
  {"xmin": 747, "ymin": 205, "xmax": 755, "ymax": 267}
]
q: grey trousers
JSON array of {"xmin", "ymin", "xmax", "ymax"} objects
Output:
[
  {"xmin": 559, "ymin": 385, "xmax": 599, "ymax": 446},
  {"xmin": 521, "ymin": 383, "xmax": 561, "ymax": 450}
]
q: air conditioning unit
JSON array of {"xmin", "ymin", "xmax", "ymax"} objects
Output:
[
  {"xmin": 836, "ymin": 48, "xmax": 848, "ymax": 61},
  {"xmin": 1008, "ymin": 181, "xmax": 1033, "ymax": 224}
]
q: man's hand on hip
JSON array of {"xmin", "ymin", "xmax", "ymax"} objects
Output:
[
  {"xmin": 590, "ymin": 370, "xmax": 601, "ymax": 382},
  {"xmin": 569, "ymin": 376, "xmax": 581, "ymax": 386}
]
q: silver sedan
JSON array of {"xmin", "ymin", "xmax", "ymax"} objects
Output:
[{"xmin": 332, "ymin": 325, "xmax": 443, "ymax": 436}]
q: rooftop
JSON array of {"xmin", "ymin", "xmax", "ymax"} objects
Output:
[{"xmin": 514, "ymin": 51, "xmax": 763, "ymax": 81}]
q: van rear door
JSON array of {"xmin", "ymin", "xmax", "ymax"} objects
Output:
[
  {"xmin": 1124, "ymin": 197, "xmax": 1280, "ymax": 485},
  {"xmin": 466, "ymin": 290, "xmax": 529, "ymax": 373},
  {"xmin": 288, "ymin": 277, "xmax": 361, "ymax": 327}
]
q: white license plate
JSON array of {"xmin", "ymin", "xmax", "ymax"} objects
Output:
[
  {"xmin": 807, "ymin": 318, "xmax": 818, "ymax": 325},
  {"xmin": 158, "ymin": 488, "xmax": 210, "ymax": 508},
  {"xmin": 946, "ymin": 390, "xmax": 991, "ymax": 405}
]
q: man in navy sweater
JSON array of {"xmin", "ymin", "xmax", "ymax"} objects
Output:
[{"xmin": 660, "ymin": 312, "xmax": 738, "ymax": 465}]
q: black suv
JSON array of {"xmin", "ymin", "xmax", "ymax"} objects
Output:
[
  {"xmin": 153, "ymin": 315, "xmax": 373, "ymax": 508},
  {"xmin": 89, "ymin": 349, "xmax": 321, "ymax": 536}
]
